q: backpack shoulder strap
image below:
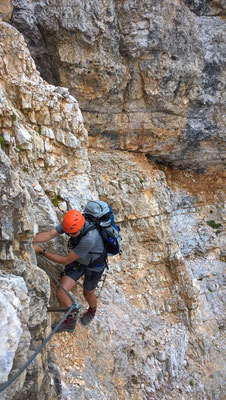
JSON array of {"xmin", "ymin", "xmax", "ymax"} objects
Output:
[
  {"xmin": 67, "ymin": 223, "xmax": 97, "ymax": 249},
  {"xmin": 81, "ymin": 223, "xmax": 97, "ymax": 236},
  {"xmin": 79, "ymin": 222, "xmax": 107, "ymax": 263}
]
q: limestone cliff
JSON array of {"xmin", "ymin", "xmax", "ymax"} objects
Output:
[
  {"xmin": 10, "ymin": 0, "xmax": 226, "ymax": 171},
  {"xmin": 0, "ymin": 2, "xmax": 225, "ymax": 400},
  {"xmin": 0, "ymin": 21, "xmax": 94, "ymax": 399}
]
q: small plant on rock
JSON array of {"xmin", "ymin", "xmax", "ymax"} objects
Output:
[
  {"xmin": 52, "ymin": 194, "xmax": 59, "ymax": 207},
  {"xmin": 0, "ymin": 135, "xmax": 6, "ymax": 148}
]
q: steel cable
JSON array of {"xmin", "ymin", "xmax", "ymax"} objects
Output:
[{"xmin": 0, "ymin": 255, "xmax": 80, "ymax": 393}]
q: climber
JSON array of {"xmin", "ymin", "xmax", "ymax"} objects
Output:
[{"xmin": 32, "ymin": 210, "xmax": 106, "ymax": 332}]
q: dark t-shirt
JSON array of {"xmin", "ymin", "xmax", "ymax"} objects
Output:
[{"xmin": 56, "ymin": 221, "xmax": 105, "ymax": 267}]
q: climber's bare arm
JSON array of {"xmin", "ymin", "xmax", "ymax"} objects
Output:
[
  {"xmin": 33, "ymin": 245, "xmax": 80, "ymax": 266},
  {"xmin": 33, "ymin": 228, "xmax": 59, "ymax": 243}
]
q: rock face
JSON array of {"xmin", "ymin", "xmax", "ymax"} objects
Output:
[
  {"xmin": 0, "ymin": 22, "xmax": 94, "ymax": 211},
  {"xmin": 81, "ymin": 150, "xmax": 225, "ymax": 400},
  {"xmin": 0, "ymin": 148, "xmax": 52, "ymax": 400},
  {"xmin": 0, "ymin": 22, "xmax": 94, "ymax": 399},
  {"xmin": 0, "ymin": 6, "xmax": 225, "ymax": 400},
  {"xmin": 0, "ymin": 1, "xmax": 13, "ymax": 22},
  {"xmin": 10, "ymin": 0, "xmax": 226, "ymax": 171},
  {"xmin": 49, "ymin": 150, "xmax": 225, "ymax": 400},
  {"xmin": 183, "ymin": 0, "xmax": 226, "ymax": 16}
]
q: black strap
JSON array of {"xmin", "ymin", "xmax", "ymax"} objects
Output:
[
  {"xmin": 67, "ymin": 223, "xmax": 97, "ymax": 249},
  {"xmin": 68, "ymin": 222, "xmax": 107, "ymax": 268},
  {"xmin": 82, "ymin": 223, "xmax": 97, "ymax": 236}
]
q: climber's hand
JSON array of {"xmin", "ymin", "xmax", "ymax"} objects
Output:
[{"xmin": 33, "ymin": 244, "xmax": 44, "ymax": 254}]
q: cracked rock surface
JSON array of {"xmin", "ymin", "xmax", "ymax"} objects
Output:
[{"xmin": 10, "ymin": 0, "xmax": 226, "ymax": 171}]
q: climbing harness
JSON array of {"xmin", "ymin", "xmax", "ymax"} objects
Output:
[{"xmin": 0, "ymin": 254, "xmax": 80, "ymax": 394}]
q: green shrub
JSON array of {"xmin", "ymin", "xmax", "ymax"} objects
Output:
[
  {"xmin": 206, "ymin": 220, "xmax": 223, "ymax": 230},
  {"xmin": 16, "ymin": 145, "xmax": 22, "ymax": 153},
  {"xmin": 0, "ymin": 135, "xmax": 6, "ymax": 148},
  {"xmin": 11, "ymin": 113, "xmax": 17, "ymax": 121},
  {"xmin": 52, "ymin": 194, "xmax": 59, "ymax": 207}
]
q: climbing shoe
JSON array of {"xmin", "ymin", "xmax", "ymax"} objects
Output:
[
  {"xmin": 80, "ymin": 307, "xmax": 96, "ymax": 326},
  {"xmin": 53, "ymin": 314, "xmax": 77, "ymax": 333}
]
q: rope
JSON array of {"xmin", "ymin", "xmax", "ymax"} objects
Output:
[
  {"xmin": 0, "ymin": 255, "xmax": 80, "ymax": 393},
  {"xmin": 37, "ymin": 255, "xmax": 80, "ymax": 310}
]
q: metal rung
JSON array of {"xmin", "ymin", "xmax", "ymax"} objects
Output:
[{"xmin": 47, "ymin": 307, "xmax": 70, "ymax": 312}]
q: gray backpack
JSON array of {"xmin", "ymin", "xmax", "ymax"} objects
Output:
[{"xmin": 83, "ymin": 201, "xmax": 122, "ymax": 256}]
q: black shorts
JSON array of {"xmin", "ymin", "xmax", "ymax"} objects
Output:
[{"xmin": 64, "ymin": 262, "xmax": 105, "ymax": 291}]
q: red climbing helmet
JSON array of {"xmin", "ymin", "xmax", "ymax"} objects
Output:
[{"xmin": 62, "ymin": 210, "xmax": 85, "ymax": 233}]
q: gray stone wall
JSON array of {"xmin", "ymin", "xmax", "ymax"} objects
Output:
[
  {"xmin": 0, "ymin": 22, "xmax": 93, "ymax": 399},
  {"xmin": 10, "ymin": 0, "xmax": 226, "ymax": 171}
]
